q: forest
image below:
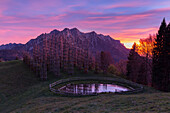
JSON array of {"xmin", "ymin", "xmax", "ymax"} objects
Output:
[
  {"xmin": 23, "ymin": 18, "xmax": 169, "ymax": 92},
  {"xmin": 127, "ymin": 18, "xmax": 170, "ymax": 92}
]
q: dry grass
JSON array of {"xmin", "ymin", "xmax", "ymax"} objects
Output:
[{"xmin": 0, "ymin": 60, "xmax": 169, "ymax": 113}]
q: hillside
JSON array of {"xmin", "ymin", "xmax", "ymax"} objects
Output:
[
  {"xmin": 0, "ymin": 28, "xmax": 129, "ymax": 62},
  {"xmin": 0, "ymin": 60, "xmax": 169, "ymax": 113},
  {"xmin": 25, "ymin": 28, "xmax": 129, "ymax": 62},
  {"xmin": 0, "ymin": 43, "xmax": 23, "ymax": 50},
  {"xmin": 0, "ymin": 43, "xmax": 24, "ymax": 61}
]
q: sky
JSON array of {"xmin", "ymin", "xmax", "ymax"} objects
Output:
[{"xmin": 0, "ymin": 0, "xmax": 170, "ymax": 48}]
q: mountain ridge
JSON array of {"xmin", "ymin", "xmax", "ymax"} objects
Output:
[
  {"xmin": 0, "ymin": 28, "xmax": 129, "ymax": 62},
  {"xmin": 0, "ymin": 43, "xmax": 24, "ymax": 50}
]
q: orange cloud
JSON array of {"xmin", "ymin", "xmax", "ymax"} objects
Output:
[{"xmin": 109, "ymin": 27, "xmax": 158, "ymax": 48}]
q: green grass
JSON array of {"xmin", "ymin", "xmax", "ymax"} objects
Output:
[{"xmin": 0, "ymin": 60, "xmax": 169, "ymax": 113}]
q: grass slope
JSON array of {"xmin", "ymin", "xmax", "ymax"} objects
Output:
[{"xmin": 0, "ymin": 60, "xmax": 169, "ymax": 113}]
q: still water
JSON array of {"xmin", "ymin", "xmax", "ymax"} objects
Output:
[{"xmin": 59, "ymin": 83, "xmax": 130, "ymax": 94}]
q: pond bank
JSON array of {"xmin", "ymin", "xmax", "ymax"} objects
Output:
[{"xmin": 49, "ymin": 77, "xmax": 144, "ymax": 96}]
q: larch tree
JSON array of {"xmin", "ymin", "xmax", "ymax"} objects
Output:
[
  {"xmin": 136, "ymin": 36, "xmax": 155, "ymax": 85},
  {"xmin": 100, "ymin": 51, "xmax": 113, "ymax": 74},
  {"xmin": 68, "ymin": 44, "xmax": 74, "ymax": 75},
  {"xmin": 40, "ymin": 34, "xmax": 48, "ymax": 80},
  {"xmin": 23, "ymin": 31, "xmax": 98, "ymax": 80},
  {"xmin": 95, "ymin": 52, "xmax": 101, "ymax": 73},
  {"xmin": 115, "ymin": 59, "xmax": 127, "ymax": 76},
  {"xmin": 52, "ymin": 36, "xmax": 60, "ymax": 76},
  {"xmin": 63, "ymin": 39, "xmax": 69, "ymax": 71}
]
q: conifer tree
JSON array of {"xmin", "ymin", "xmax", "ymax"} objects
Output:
[
  {"xmin": 126, "ymin": 43, "xmax": 138, "ymax": 82},
  {"xmin": 162, "ymin": 23, "xmax": 170, "ymax": 91},
  {"xmin": 152, "ymin": 18, "xmax": 169, "ymax": 91},
  {"xmin": 137, "ymin": 62, "xmax": 147, "ymax": 85}
]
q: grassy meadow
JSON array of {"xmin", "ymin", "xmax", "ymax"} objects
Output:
[{"xmin": 0, "ymin": 60, "xmax": 169, "ymax": 113}]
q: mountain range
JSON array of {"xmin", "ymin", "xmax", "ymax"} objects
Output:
[{"xmin": 0, "ymin": 28, "xmax": 129, "ymax": 62}]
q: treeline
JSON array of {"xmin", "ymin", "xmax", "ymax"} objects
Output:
[
  {"xmin": 127, "ymin": 18, "xmax": 170, "ymax": 92},
  {"xmin": 0, "ymin": 50, "xmax": 22, "ymax": 61},
  {"xmin": 23, "ymin": 34, "xmax": 115, "ymax": 80}
]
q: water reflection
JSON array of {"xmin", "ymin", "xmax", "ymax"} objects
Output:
[{"xmin": 59, "ymin": 83, "xmax": 130, "ymax": 94}]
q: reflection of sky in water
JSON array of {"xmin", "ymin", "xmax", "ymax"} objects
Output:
[{"xmin": 59, "ymin": 84, "xmax": 130, "ymax": 94}]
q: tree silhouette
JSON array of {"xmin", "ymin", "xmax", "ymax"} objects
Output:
[
  {"xmin": 126, "ymin": 42, "xmax": 137, "ymax": 81},
  {"xmin": 152, "ymin": 18, "xmax": 170, "ymax": 91}
]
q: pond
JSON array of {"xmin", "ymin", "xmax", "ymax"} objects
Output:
[{"xmin": 58, "ymin": 83, "xmax": 131, "ymax": 95}]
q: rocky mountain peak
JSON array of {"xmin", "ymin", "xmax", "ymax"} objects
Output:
[
  {"xmin": 50, "ymin": 29, "xmax": 60, "ymax": 34},
  {"xmin": 63, "ymin": 28, "xmax": 70, "ymax": 31},
  {"xmin": 0, "ymin": 28, "xmax": 129, "ymax": 62},
  {"xmin": 70, "ymin": 28, "xmax": 79, "ymax": 31}
]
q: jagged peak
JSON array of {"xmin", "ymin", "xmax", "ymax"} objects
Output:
[
  {"xmin": 63, "ymin": 28, "xmax": 70, "ymax": 31},
  {"xmin": 50, "ymin": 29, "xmax": 60, "ymax": 34},
  {"xmin": 70, "ymin": 28, "xmax": 80, "ymax": 33},
  {"xmin": 86, "ymin": 31, "xmax": 97, "ymax": 35},
  {"xmin": 0, "ymin": 43, "xmax": 23, "ymax": 46},
  {"xmin": 90, "ymin": 31, "xmax": 96, "ymax": 34},
  {"xmin": 71, "ymin": 27, "xmax": 79, "ymax": 31}
]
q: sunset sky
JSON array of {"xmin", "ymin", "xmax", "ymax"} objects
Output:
[{"xmin": 0, "ymin": 0, "xmax": 170, "ymax": 48}]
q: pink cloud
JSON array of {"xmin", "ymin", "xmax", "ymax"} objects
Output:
[
  {"xmin": 102, "ymin": 1, "xmax": 149, "ymax": 9},
  {"xmin": 84, "ymin": 13, "xmax": 153, "ymax": 25},
  {"xmin": 0, "ymin": 0, "xmax": 169, "ymax": 48}
]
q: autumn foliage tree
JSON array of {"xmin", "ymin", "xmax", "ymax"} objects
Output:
[
  {"xmin": 100, "ymin": 51, "xmax": 113, "ymax": 73},
  {"xmin": 127, "ymin": 18, "xmax": 170, "ymax": 90},
  {"xmin": 135, "ymin": 35, "xmax": 155, "ymax": 85},
  {"xmin": 127, "ymin": 41, "xmax": 154, "ymax": 86},
  {"xmin": 137, "ymin": 35, "xmax": 155, "ymax": 59},
  {"xmin": 23, "ymin": 33, "xmax": 99, "ymax": 80},
  {"xmin": 94, "ymin": 52, "xmax": 101, "ymax": 73},
  {"xmin": 107, "ymin": 64, "xmax": 120, "ymax": 75},
  {"xmin": 115, "ymin": 59, "xmax": 127, "ymax": 77}
]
